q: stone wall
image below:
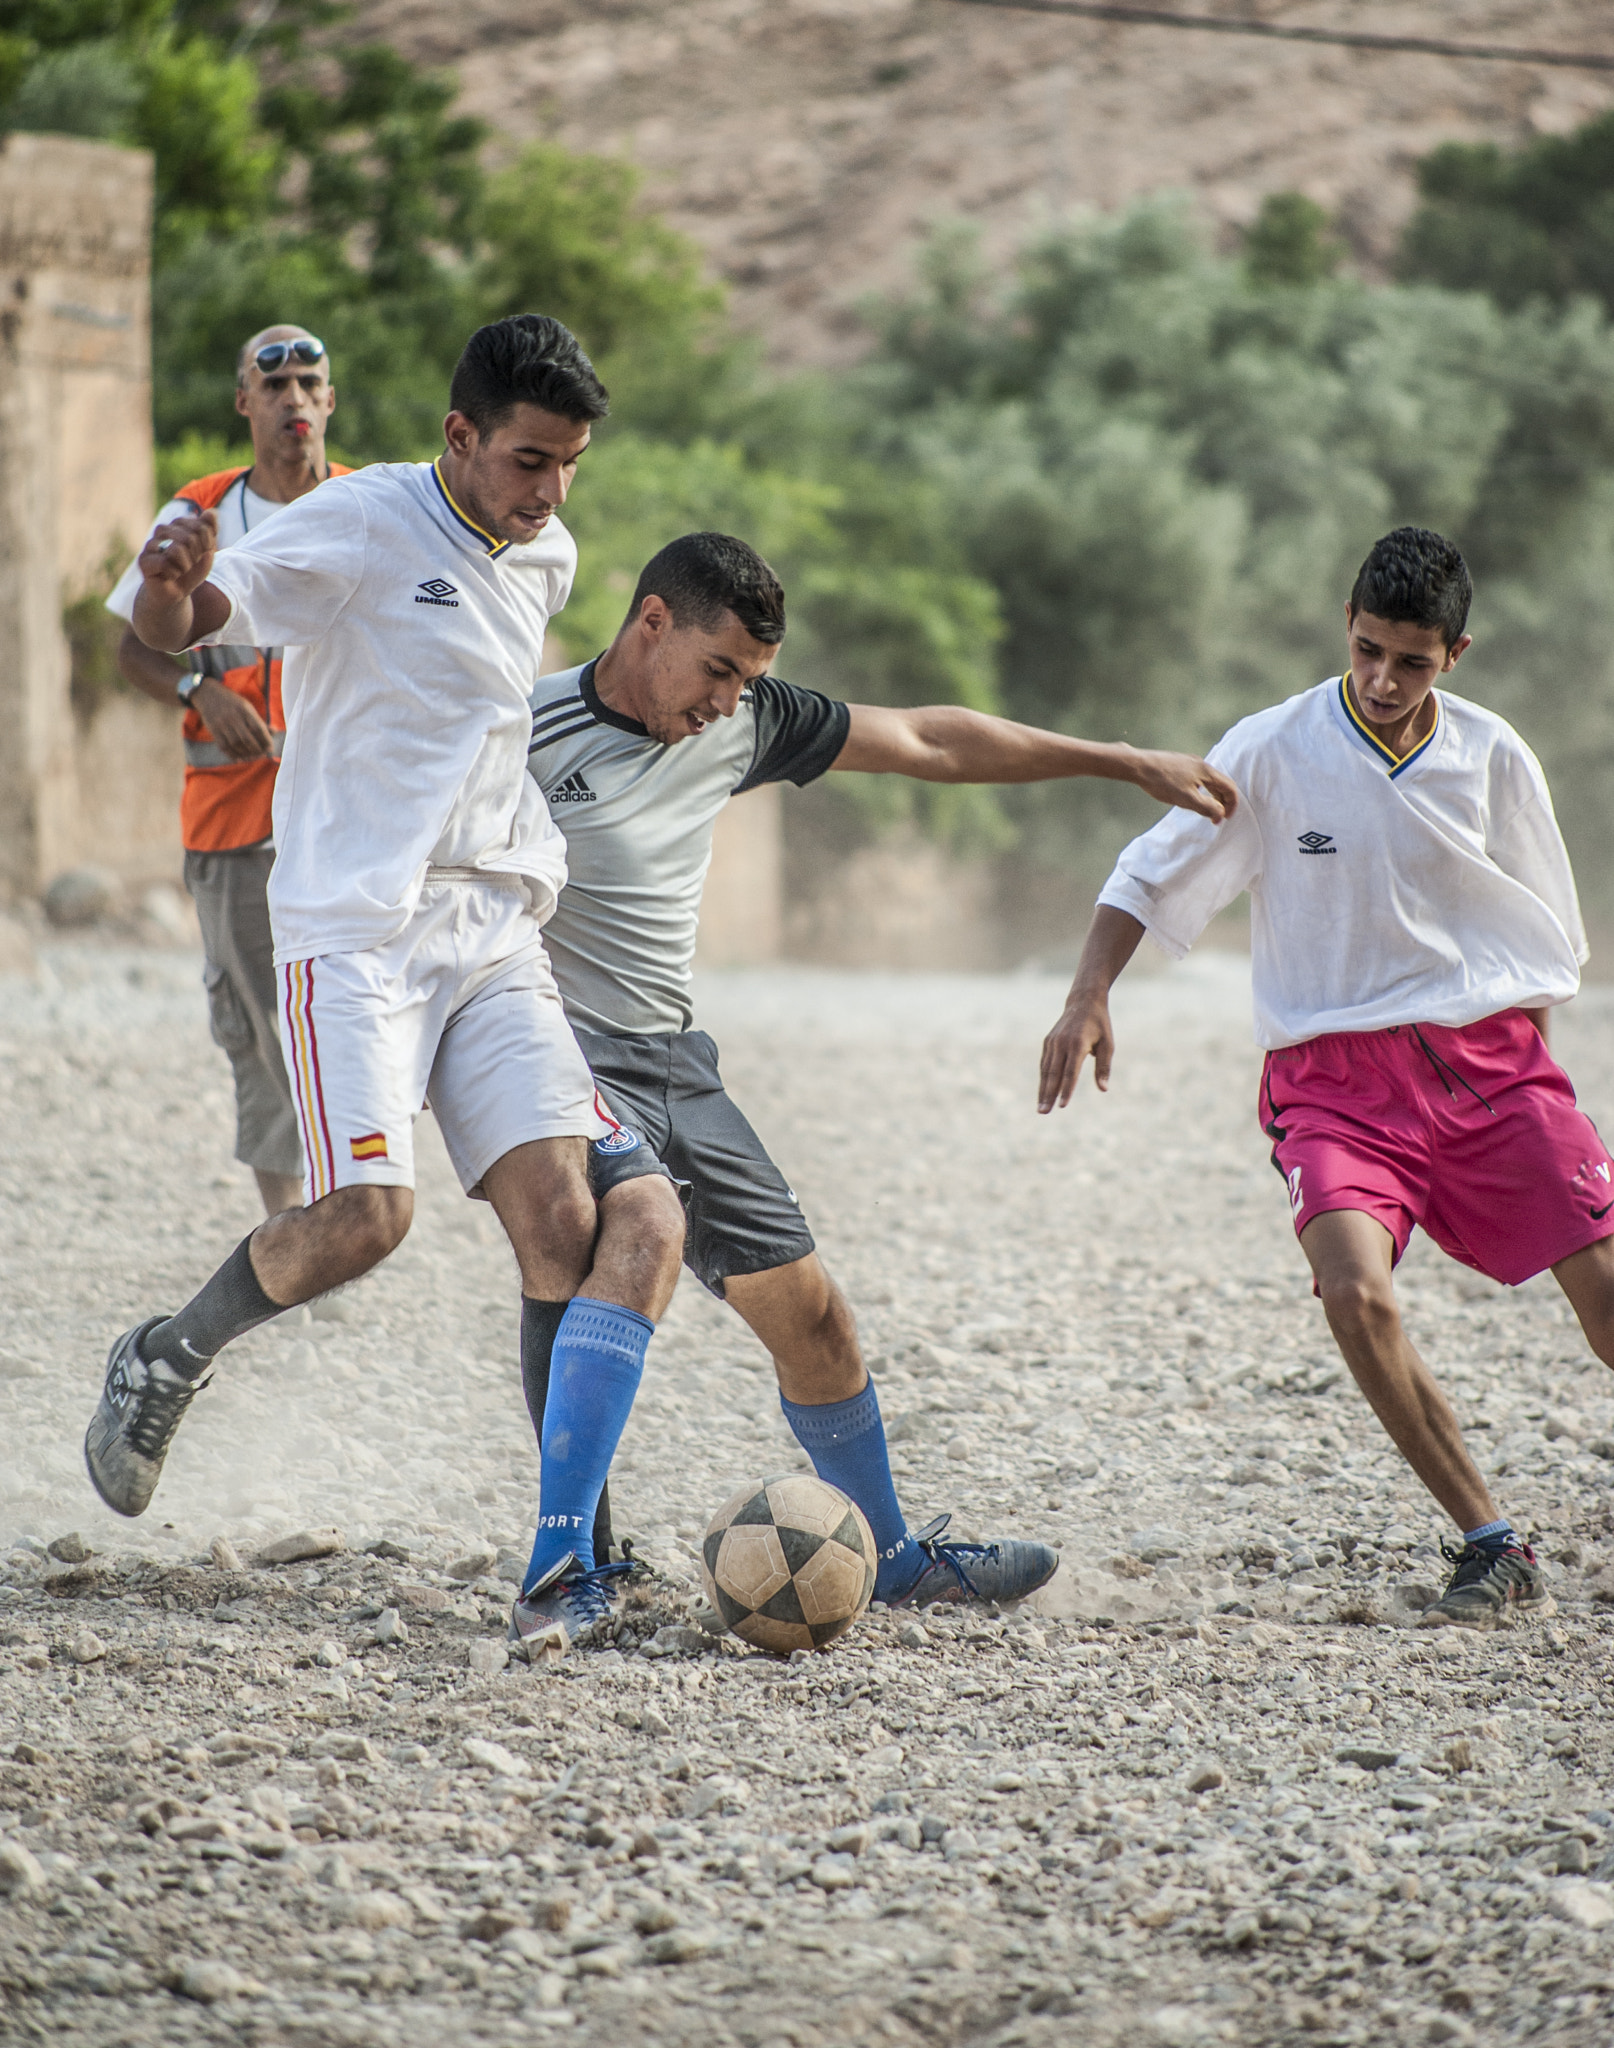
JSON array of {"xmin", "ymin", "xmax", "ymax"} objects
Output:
[{"xmin": 0, "ymin": 133, "xmax": 176, "ymax": 900}]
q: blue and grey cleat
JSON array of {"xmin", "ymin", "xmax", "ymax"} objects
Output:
[
  {"xmin": 507, "ymin": 1551, "xmax": 649, "ymax": 1657},
  {"xmin": 891, "ymin": 1514, "xmax": 1058, "ymax": 1608}
]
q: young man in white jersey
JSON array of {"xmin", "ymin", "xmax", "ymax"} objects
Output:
[
  {"xmin": 106, "ymin": 324, "xmax": 351, "ymax": 1219},
  {"xmin": 1038, "ymin": 526, "xmax": 1614, "ymax": 1630},
  {"xmin": 513, "ymin": 530, "xmax": 1240, "ymax": 1642},
  {"xmin": 85, "ymin": 320, "xmax": 665, "ymax": 1641}
]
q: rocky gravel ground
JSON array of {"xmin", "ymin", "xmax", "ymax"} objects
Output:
[{"xmin": 5, "ymin": 941, "xmax": 1614, "ymax": 2047}]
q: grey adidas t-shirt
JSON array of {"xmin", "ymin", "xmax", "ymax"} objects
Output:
[{"xmin": 528, "ymin": 659, "xmax": 850, "ymax": 1034}]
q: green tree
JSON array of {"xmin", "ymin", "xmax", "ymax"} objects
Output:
[
  {"xmin": 1398, "ymin": 110, "xmax": 1614, "ymax": 315},
  {"xmin": 845, "ymin": 198, "xmax": 1614, "ymax": 887},
  {"xmin": 1242, "ymin": 191, "xmax": 1343, "ymax": 287}
]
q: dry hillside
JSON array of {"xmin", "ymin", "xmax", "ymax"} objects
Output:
[{"xmin": 362, "ymin": 0, "xmax": 1614, "ymax": 364}]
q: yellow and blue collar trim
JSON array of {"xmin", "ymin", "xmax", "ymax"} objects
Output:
[
  {"xmin": 431, "ymin": 459, "xmax": 510, "ymax": 557},
  {"xmin": 1338, "ymin": 672, "xmax": 1439, "ymax": 779}
]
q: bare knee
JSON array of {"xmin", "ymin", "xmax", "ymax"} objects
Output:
[
  {"xmin": 601, "ymin": 1177, "xmax": 686, "ymax": 1276},
  {"xmin": 257, "ymin": 1182, "xmax": 412, "ymax": 1299},
  {"xmin": 543, "ymin": 1172, "xmax": 598, "ymax": 1272},
  {"xmin": 1318, "ymin": 1271, "xmax": 1401, "ymax": 1346},
  {"xmin": 811, "ymin": 1272, "xmax": 859, "ymax": 1356},
  {"xmin": 335, "ymin": 1184, "xmax": 413, "ymax": 1269}
]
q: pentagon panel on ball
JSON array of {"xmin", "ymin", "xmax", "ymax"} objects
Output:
[{"xmin": 701, "ymin": 1474, "xmax": 876, "ymax": 1654}]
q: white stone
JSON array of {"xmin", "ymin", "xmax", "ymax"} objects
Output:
[
  {"xmin": 447, "ymin": 1543, "xmax": 499, "ymax": 1581},
  {"xmin": 810, "ymin": 1853, "xmax": 859, "ymax": 1890},
  {"xmin": 173, "ymin": 1959, "xmax": 259, "ymax": 2003},
  {"xmin": 0, "ymin": 1840, "xmax": 45, "ymax": 1893},
  {"xmin": 1549, "ymin": 1881, "xmax": 1614, "ymax": 1930},
  {"xmin": 463, "ymin": 1738, "xmax": 528, "ymax": 1777},
  {"xmin": 258, "ymin": 1527, "xmax": 345, "ymax": 1566}
]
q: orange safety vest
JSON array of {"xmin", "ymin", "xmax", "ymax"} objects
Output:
[{"xmin": 175, "ymin": 463, "xmax": 353, "ymax": 852}]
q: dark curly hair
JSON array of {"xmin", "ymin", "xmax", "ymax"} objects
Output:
[{"xmin": 1349, "ymin": 527, "xmax": 1472, "ymax": 647}]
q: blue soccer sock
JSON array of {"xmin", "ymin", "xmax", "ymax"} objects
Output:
[
  {"xmin": 1464, "ymin": 1517, "xmax": 1515, "ymax": 1554},
  {"xmin": 523, "ymin": 1299, "xmax": 652, "ymax": 1593},
  {"xmin": 780, "ymin": 1379, "xmax": 920, "ymax": 1602}
]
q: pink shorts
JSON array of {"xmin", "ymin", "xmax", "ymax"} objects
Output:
[{"xmin": 1260, "ymin": 1010, "xmax": 1614, "ymax": 1286}]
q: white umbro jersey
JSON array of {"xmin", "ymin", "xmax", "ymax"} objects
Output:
[
  {"xmin": 199, "ymin": 461, "xmax": 576, "ymax": 962},
  {"xmin": 1099, "ymin": 677, "xmax": 1586, "ymax": 1049}
]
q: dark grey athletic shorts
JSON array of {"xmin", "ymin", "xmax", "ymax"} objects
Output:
[{"xmin": 575, "ymin": 1025, "xmax": 816, "ymax": 1298}]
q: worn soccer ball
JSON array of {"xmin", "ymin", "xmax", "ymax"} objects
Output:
[{"xmin": 701, "ymin": 1473, "xmax": 876, "ymax": 1654}]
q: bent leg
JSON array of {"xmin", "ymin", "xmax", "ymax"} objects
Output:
[
  {"xmin": 481, "ymin": 1136, "xmax": 597, "ymax": 1303},
  {"xmin": 1553, "ymin": 1235, "xmax": 1614, "ymax": 1369},
  {"xmin": 1301, "ymin": 1208, "xmax": 1497, "ymax": 1531},
  {"xmin": 250, "ymin": 1184, "xmax": 413, "ymax": 1305},
  {"xmin": 729, "ymin": 1255, "xmax": 926, "ymax": 1594},
  {"xmin": 482, "ymin": 1141, "xmax": 684, "ymax": 1589},
  {"xmin": 725, "ymin": 1253, "xmax": 866, "ymax": 1404},
  {"xmin": 514, "ymin": 1177, "xmax": 687, "ymax": 1563},
  {"xmin": 142, "ymin": 1183, "xmax": 412, "ymax": 1384}
]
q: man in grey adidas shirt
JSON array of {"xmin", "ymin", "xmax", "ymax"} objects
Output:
[{"xmin": 527, "ymin": 532, "xmax": 1238, "ymax": 1610}]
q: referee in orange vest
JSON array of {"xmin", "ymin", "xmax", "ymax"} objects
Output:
[{"xmin": 106, "ymin": 326, "xmax": 351, "ymax": 1217}]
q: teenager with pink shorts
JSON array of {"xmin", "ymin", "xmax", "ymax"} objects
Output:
[{"xmin": 1038, "ymin": 526, "xmax": 1614, "ymax": 1630}]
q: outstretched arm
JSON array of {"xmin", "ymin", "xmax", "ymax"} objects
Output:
[
  {"xmin": 833, "ymin": 702, "xmax": 1239, "ymax": 824},
  {"xmin": 131, "ymin": 510, "xmax": 232, "ymax": 653},
  {"xmin": 1038, "ymin": 906, "xmax": 1147, "ymax": 1113}
]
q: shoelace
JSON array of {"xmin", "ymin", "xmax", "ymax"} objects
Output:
[
  {"xmin": 1439, "ymin": 1537, "xmax": 1533, "ymax": 1589},
  {"xmin": 911, "ymin": 1514, "xmax": 1003, "ymax": 1598},
  {"xmin": 548, "ymin": 1557, "xmax": 647, "ymax": 1629},
  {"xmin": 126, "ymin": 1367, "xmax": 206, "ymax": 1461}
]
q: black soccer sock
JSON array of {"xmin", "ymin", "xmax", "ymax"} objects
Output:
[
  {"xmin": 140, "ymin": 1235, "xmax": 285, "ymax": 1380},
  {"xmin": 521, "ymin": 1297, "xmax": 614, "ymax": 1562}
]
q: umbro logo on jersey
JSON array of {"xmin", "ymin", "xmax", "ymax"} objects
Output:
[
  {"xmin": 549, "ymin": 771, "xmax": 597, "ymax": 804},
  {"xmin": 1297, "ymin": 831, "xmax": 1337, "ymax": 856},
  {"xmin": 415, "ymin": 578, "xmax": 459, "ymax": 607}
]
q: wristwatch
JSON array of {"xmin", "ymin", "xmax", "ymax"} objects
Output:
[{"xmin": 177, "ymin": 673, "xmax": 206, "ymax": 710}]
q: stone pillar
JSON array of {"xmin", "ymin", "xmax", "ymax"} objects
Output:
[{"xmin": 0, "ymin": 133, "xmax": 155, "ymax": 897}]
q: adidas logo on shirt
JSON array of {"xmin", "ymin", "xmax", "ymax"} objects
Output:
[
  {"xmin": 415, "ymin": 578, "xmax": 459, "ymax": 607},
  {"xmin": 548, "ymin": 771, "xmax": 597, "ymax": 804}
]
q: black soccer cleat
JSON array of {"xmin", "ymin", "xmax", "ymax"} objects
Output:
[
  {"xmin": 84, "ymin": 1318, "xmax": 210, "ymax": 1518},
  {"xmin": 507, "ymin": 1552, "xmax": 648, "ymax": 1657},
  {"xmin": 1418, "ymin": 1539, "xmax": 1553, "ymax": 1632},
  {"xmin": 891, "ymin": 1514, "xmax": 1059, "ymax": 1608}
]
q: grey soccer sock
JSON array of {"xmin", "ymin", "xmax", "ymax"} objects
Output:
[
  {"xmin": 140, "ymin": 1235, "xmax": 285, "ymax": 1380},
  {"xmin": 520, "ymin": 1297, "xmax": 614, "ymax": 1562}
]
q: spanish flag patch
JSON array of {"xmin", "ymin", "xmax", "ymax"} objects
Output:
[{"xmin": 349, "ymin": 1131, "xmax": 389, "ymax": 1162}]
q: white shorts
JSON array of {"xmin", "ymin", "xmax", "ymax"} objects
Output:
[{"xmin": 277, "ymin": 872, "xmax": 609, "ymax": 1202}]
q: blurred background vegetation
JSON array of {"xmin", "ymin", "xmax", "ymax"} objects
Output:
[{"xmin": 6, "ymin": 4, "xmax": 1614, "ymax": 918}]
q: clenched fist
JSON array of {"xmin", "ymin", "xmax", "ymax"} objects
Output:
[{"xmin": 132, "ymin": 510, "xmax": 229, "ymax": 653}]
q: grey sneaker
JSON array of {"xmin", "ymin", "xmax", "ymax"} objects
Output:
[
  {"xmin": 84, "ymin": 1319, "xmax": 209, "ymax": 1518},
  {"xmin": 891, "ymin": 1514, "xmax": 1059, "ymax": 1607},
  {"xmin": 1418, "ymin": 1540, "xmax": 1553, "ymax": 1631},
  {"xmin": 507, "ymin": 1552, "xmax": 648, "ymax": 1657}
]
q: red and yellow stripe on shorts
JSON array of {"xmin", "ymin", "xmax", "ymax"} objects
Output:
[{"xmin": 281, "ymin": 959, "xmax": 336, "ymax": 1200}]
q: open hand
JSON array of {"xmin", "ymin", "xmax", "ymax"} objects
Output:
[
  {"xmin": 1038, "ymin": 987, "xmax": 1115, "ymax": 1113},
  {"xmin": 138, "ymin": 510, "xmax": 218, "ymax": 603},
  {"xmin": 1129, "ymin": 749, "xmax": 1238, "ymax": 822}
]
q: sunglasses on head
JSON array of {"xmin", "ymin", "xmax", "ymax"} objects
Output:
[{"xmin": 254, "ymin": 336, "xmax": 326, "ymax": 374}]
